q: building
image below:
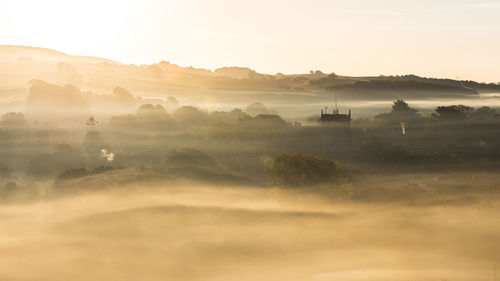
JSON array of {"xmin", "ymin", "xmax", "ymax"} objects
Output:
[
  {"xmin": 317, "ymin": 106, "xmax": 352, "ymax": 159},
  {"xmin": 320, "ymin": 107, "xmax": 351, "ymax": 124},
  {"xmin": 320, "ymin": 91, "xmax": 351, "ymax": 124}
]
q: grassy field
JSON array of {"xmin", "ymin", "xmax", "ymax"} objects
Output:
[{"xmin": 1, "ymin": 173, "xmax": 499, "ymax": 281}]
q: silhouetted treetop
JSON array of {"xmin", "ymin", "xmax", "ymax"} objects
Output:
[
  {"xmin": 136, "ymin": 104, "xmax": 167, "ymax": 116},
  {"xmin": 434, "ymin": 105, "xmax": 474, "ymax": 121},
  {"xmin": 264, "ymin": 153, "xmax": 343, "ymax": 187},
  {"xmin": 113, "ymin": 87, "xmax": 134, "ymax": 99},
  {"xmin": 172, "ymin": 106, "xmax": 209, "ymax": 125},
  {"xmin": 0, "ymin": 112, "xmax": 27, "ymax": 127},
  {"xmin": 375, "ymin": 99, "xmax": 420, "ymax": 121},
  {"xmin": 472, "ymin": 106, "xmax": 498, "ymax": 121},
  {"xmin": 245, "ymin": 102, "xmax": 270, "ymax": 116}
]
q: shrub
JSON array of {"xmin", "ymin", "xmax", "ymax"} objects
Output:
[
  {"xmin": 163, "ymin": 148, "xmax": 219, "ymax": 169},
  {"xmin": 57, "ymin": 168, "xmax": 89, "ymax": 180},
  {"xmin": 264, "ymin": 153, "xmax": 344, "ymax": 188}
]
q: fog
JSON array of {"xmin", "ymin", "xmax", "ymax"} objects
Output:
[
  {"xmin": 163, "ymin": 92, "xmax": 500, "ymax": 121},
  {"xmin": 1, "ymin": 45, "xmax": 500, "ymax": 281},
  {"xmin": 1, "ymin": 181, "xmax": 499, "ymax": 281},
  {"xmin": 2, "ymin": 45, "xmax": 500, "ymax": 122}
]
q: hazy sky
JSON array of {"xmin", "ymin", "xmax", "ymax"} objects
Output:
[{"xmin": 1, "ymin": 0, "xmax": 499, "ymax": 82}]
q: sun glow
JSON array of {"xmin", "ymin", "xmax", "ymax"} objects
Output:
[
  {"xmin": 1, "ymin": 0, "xmax": 143, "ymax": 59},
  {"xmin": 1, "ymin": 0, "xmax": 499, "ymax": 81}
]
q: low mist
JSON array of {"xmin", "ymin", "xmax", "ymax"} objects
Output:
[
  {"xmin": 1, "ymin": 181, "xmax": 499, "ymax": 281},
  {"xmin": 1, "ymin": 45, "xmax": 500, "ymax": 281}
]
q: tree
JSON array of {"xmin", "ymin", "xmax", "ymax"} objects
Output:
[
  {"xmin": 57, "ymin": 168, "xmax": 89, "ymax": 180},
  {"xmin": 375, "ymin": 100, "xmax": 420, "ymax": 122},
  {"xmin": 163, "ymin": 147, "xmax": 219, "ymax": 169},
  {"xmin": 56, "ymin": 63, "xmax": 84, "ymax": 86},
  {"xmin": 434, "ymin": 105, "xmax": 473, "ymax": 121},
  {"xmin": 472, "ymin": 106, "xmax": 497, "ymax": 120},
  {"xmin": 392, "ymin": 99, "xmax": 410, "ymax": 111},
  {"xmin": 264, "ymin": 153, "xmax": 343, "ymax": 187},
  {"xmin": 27, "ymin": 80, "xmax": 89, "ymax": 116},
  {"xmin": 83, "ymin": 117, "xmax": 112, "ymax": 168},
  {"xmin": 86, "ymin": 116, "xmax": 99, "ymax": 131},
  {"xmin": 0, "ymin": 182, "xmax": 18, "ymax": 201},
  {"xmin": 1, "ymin": 112, "xmax": 27, "ymax": 127},
  {"xmin": 27, "ymin": 144, "xmax": 86, "ymax": 177},
  {"xmin": 245, "ymin": 102, "xmax": 269, "ymax": 116},
  {"xmin": 113, "ymin": 87, "xmax": 133, "ymax": 100},
  {"xmin": 167, "ymin": 97, "xmax": 179, "ymax": 107},
  {"xmin": 136, "ymin": 104, "xmax": 167, "ymax": 116},
  {"xmin": 0, "ymin": 166, "xmax": 11, "ymax": 180},
  {"xmin": 391, "ymin": 100, "xmax": 419, "ymax": 118},
  {"xmin": 172, "ymin": 106, "xmax": 209, "ymax": 126}
]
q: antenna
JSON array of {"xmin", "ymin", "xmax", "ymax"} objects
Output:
[{"xmin": 334, "ymin": 91, "xmax": 338, "ymax": 114}]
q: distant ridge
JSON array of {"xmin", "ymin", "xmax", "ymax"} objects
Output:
[
  {"xmin": 0, "ymin": 45, "xmax": 498, "ymax": 99},
  {"xmin": 0, "ymin": 45, "xmax": 121, "ymax": 65}
]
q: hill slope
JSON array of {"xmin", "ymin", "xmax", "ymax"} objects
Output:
[{"xmin": 1, "ymin": 45, "xmax": 499, "ymax": 100}]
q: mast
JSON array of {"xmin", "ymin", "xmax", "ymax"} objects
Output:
[{"xmin": 334, "ymin": 91, "xmax": 338, "ymax": 114}]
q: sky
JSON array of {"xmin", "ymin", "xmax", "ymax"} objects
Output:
[{"xmin": 1, "ymin": 0, "xmax": 499, "ymax": 82}]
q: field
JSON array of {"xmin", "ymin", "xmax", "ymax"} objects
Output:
[
  {"xmin": 1, "ymin": 172, "xmax": 499, "ymax": 281},
  {"xmin": 1, "ymin": 45, "xmax": 500, "ymax": 281}
]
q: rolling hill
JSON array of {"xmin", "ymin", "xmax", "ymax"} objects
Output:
[{"xmin": 1, "ymin": 45, "xmax": 499, "ymax": 100}]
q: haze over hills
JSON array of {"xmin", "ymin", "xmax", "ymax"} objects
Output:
[
  {"xmin": 1, "ymin": 45, "xmax": 499, "ymax": 99},
  {"xmin": 0, "ymin": 45, "xmax": 120, "ymax": 65},
  {"xmin": 3, "ymin": 1, "xmax": 500, "ymax": 280}
]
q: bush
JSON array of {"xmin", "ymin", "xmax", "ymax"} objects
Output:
[
  {"xmin": 0, "ymin": 182, "xmax": 19, "ymax": 201},
  {"xmin": 57, "ymin": 168, "xmax": 89, "ymax": 180},
  {"xmin": 264, "ymin": 153, "xmax": 344, "ymax": 188},
  {"xmin": 163, "ymin": 147, "xmax": 219, "ymax": 169},
  {"xmin": 0, "ymin": 166, "xmax": 12, "ymax": 180}
]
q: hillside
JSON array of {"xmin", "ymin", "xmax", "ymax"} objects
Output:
[
  {"xmin": 1, "ymin": 45, "xmax": 499, "ymax": 100},
  {"xmin": 0, "ymin": 45, "xmax": 120, "ymax": 64}
]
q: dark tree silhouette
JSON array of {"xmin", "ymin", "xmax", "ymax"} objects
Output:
[
  {"xmin": 472, "ymin": 106, "xmax": 497, "ymax": 120},
  {"xmin": 0, "ymin": 112, "xmax": 27, "ymax": 127},
  {"xmin": 375, "ymin": 99, "xmax": 420, "ymax": 122},
  {"xmin": 113, "ymin": 87, "xmax": 134, "ymax": 99},
  {"xmin": 434, "ymin": 105, "xmax": 473, "ymax": 121},
  {"xmin": 264, "ymin": 153, "xmax": 343, "ymax": 187},
  {"xmin": 86, "ymin": 116, "xmax": 99, "ymax": 131}
]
